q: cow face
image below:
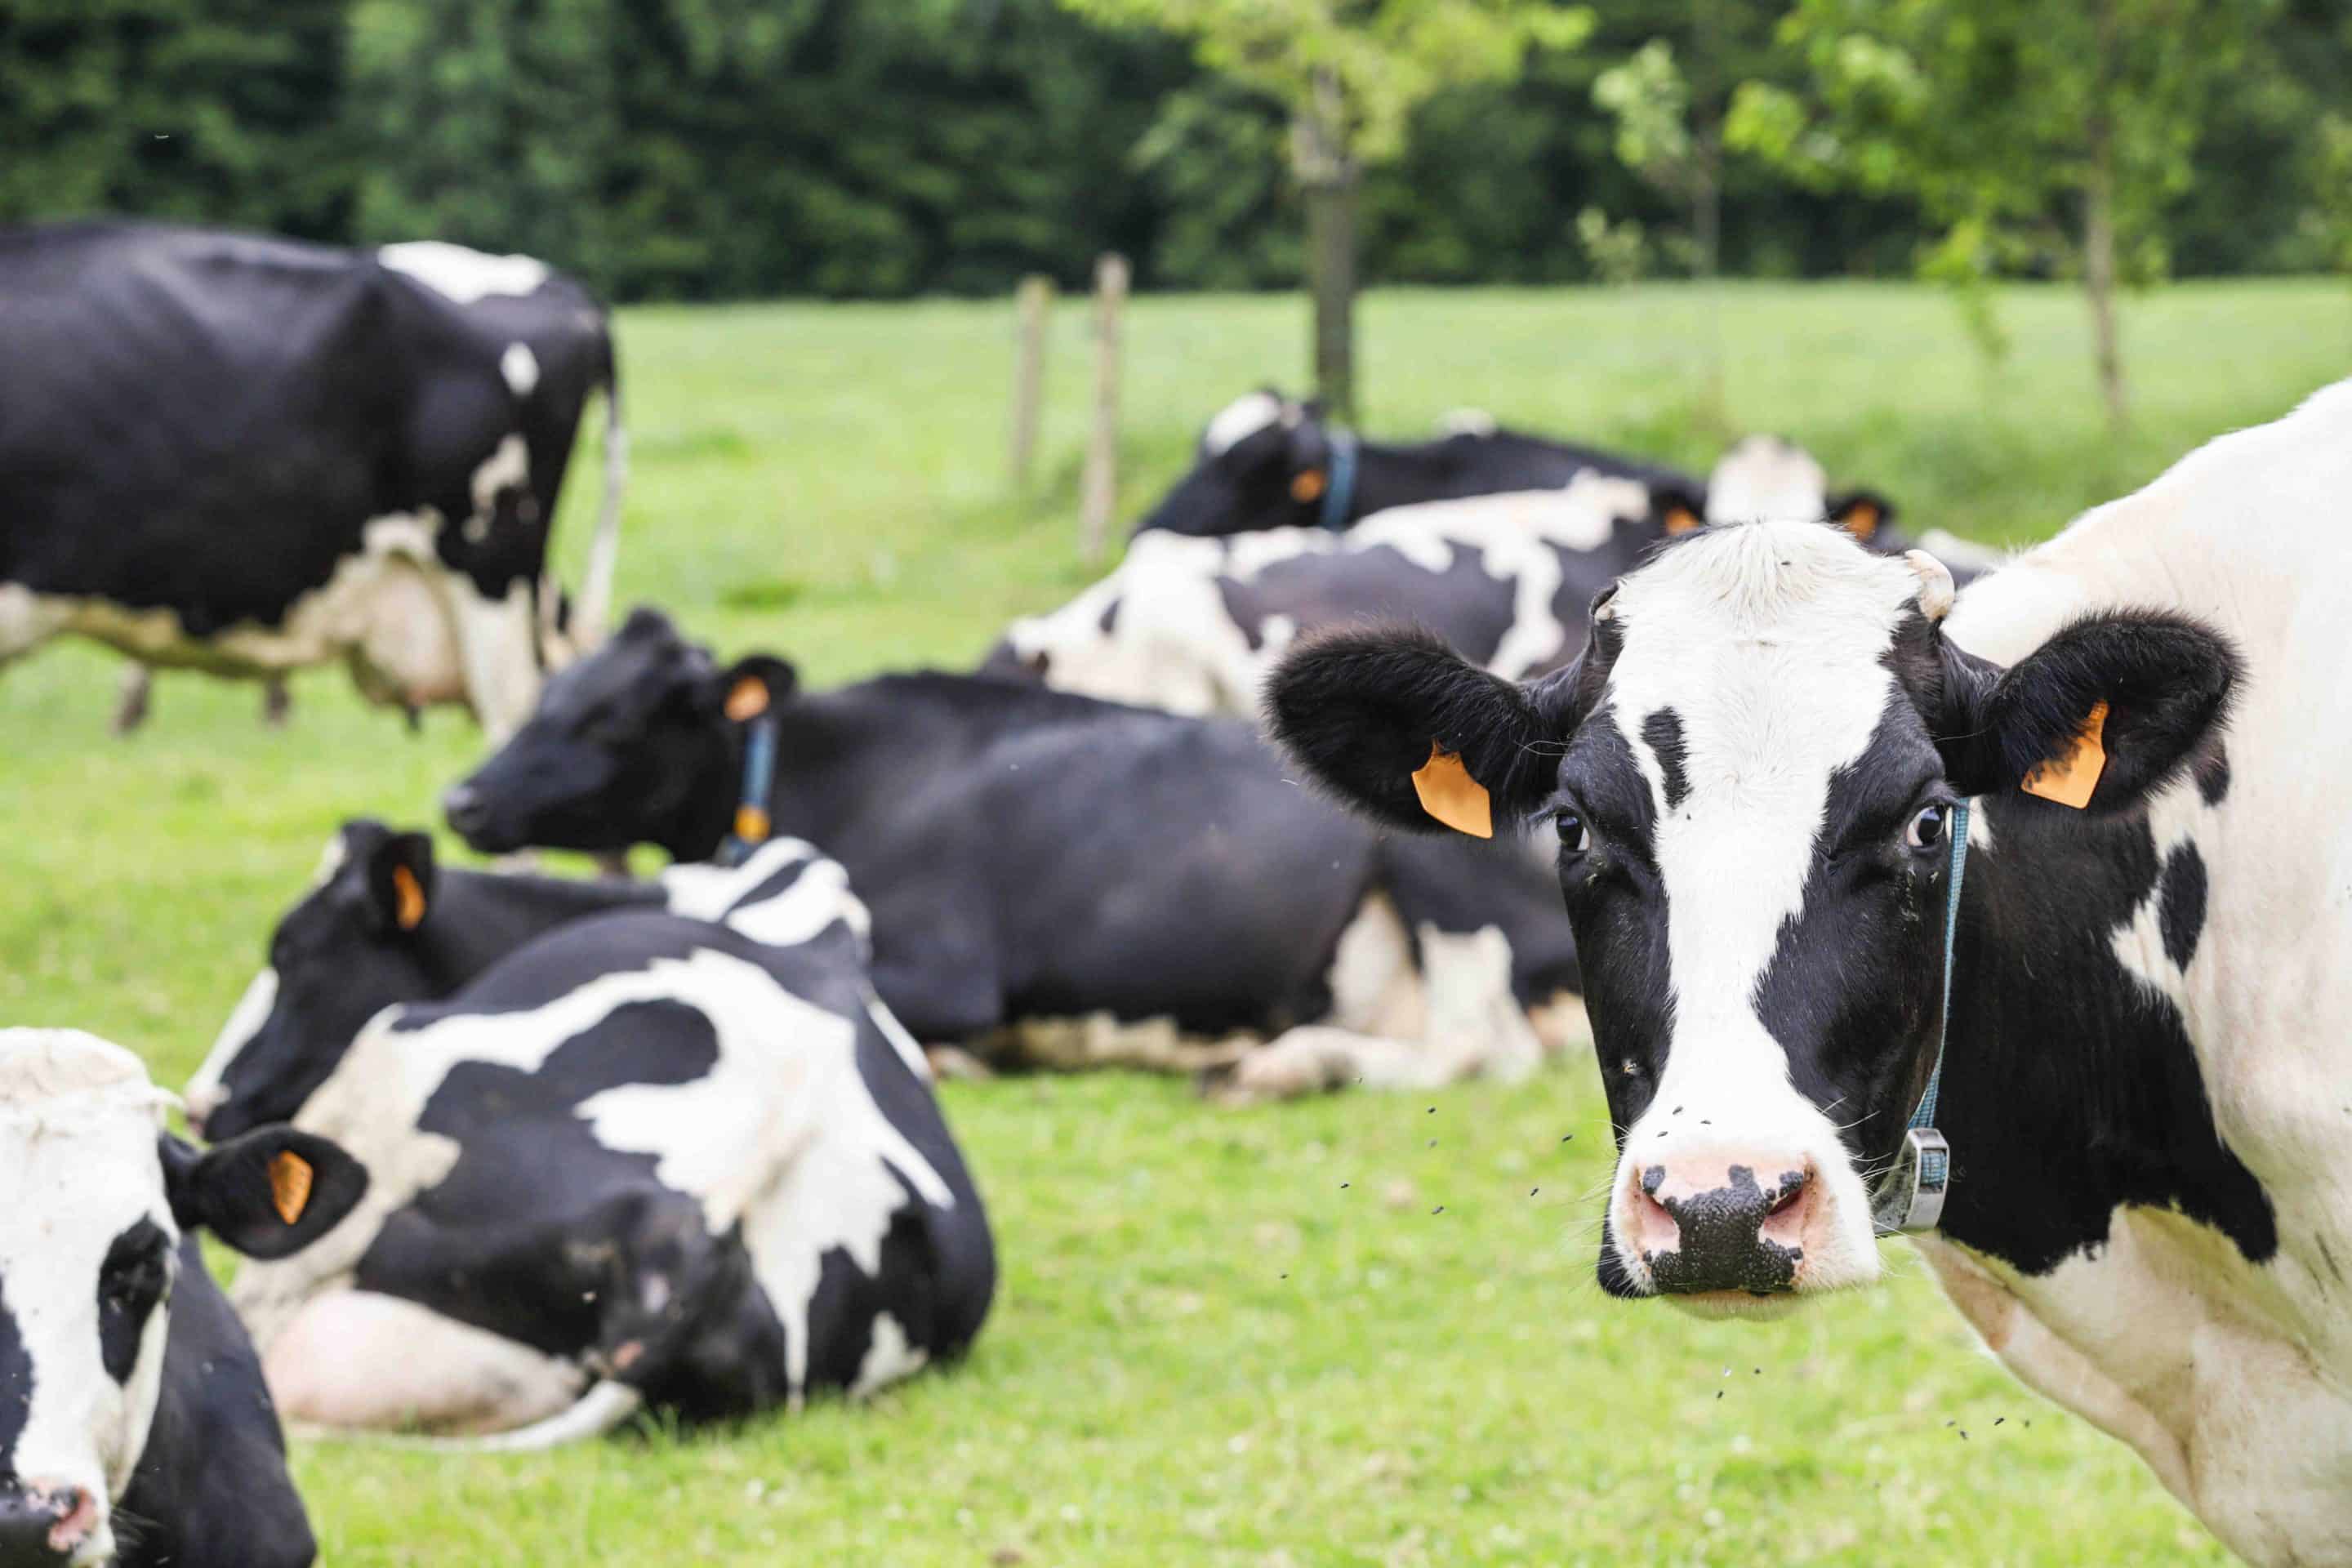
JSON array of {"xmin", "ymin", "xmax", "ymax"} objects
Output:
[
  {"xmin": 1705, "ymin": 436, "xmax": 1896, "ymax": 543},
  {"xmin": 445, "ymin": 608, "xmax": 784, "ymax": 862},
  {"xmin": 0, "ymin": 1032, "xmax": 363, "ymax": 1565},
  {"xmin": 185, "ymin": 822, "xmax": 439, "ymax": 1142},
  {"xmin": 1131, "ymin": 390, "xmax": 1337, "ymax": 538},
  {"xmin": 1269, "ymin": 521, "xmax": 2235, "ymax": 1312}
]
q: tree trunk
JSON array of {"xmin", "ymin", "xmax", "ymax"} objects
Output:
[
  {"xmin": 1294, "ymin": 69, "xmax": 1358, "ymax": 423},
  {"xmin": 2084, "ymin": 0, "xmax": 2127, "ymax": 430},
  {"xmin": 1691, "ymin": 0, "xmax": 1726, "ymax": 431}
]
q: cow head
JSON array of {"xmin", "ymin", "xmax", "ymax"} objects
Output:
[
  {"xmin": 1704, "ymin": 435, "xmax": 1895, "ymax": 543},
  {"xmin": 1132, "ymin": 390, "xmax": 1339, "ymax": 538},
  {"xmin": 444, "ymin": 607, "xmax": 786, "ymax": 862},
  {"xmin": 0, "ymin": 1031, "xmax": 362, "ymax": 1566},
  {"xmin": 1268, "ymin": 521, "xmax": 2235, "ymax": 1312},
  {"xmin": 185, "ymin": 822, "xmax": 439, "ymax": 1143}
]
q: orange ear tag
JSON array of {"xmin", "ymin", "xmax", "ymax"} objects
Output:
[
  {"xmin": 1842, "ymin": 501, "xmax": 1882, "ymax": 541},
  {"xmin": 2020, "ymin": 699, "xmax": 2109, "ymax": 808},
  {"xmin": 269, "ymin": 1151, "xmax": 314, "ymax": 1226},
  {"xmin": 1663, "ymin": 506, "xmax": 1700, "ymax": 537},
  {"xmin": 734, "ymin": 804, "xmax": 772, "ymax": 846},
  {"xmin": 1411, "ymin": 742, "xmax": 1493, "ymax": 839},
  {"xmin": 391, "ymin": 866, "xmax": 427, "ymax": 931},
  {"xmin": 724, "ymin": 678, "xmax": 769, "ymax": 723},
  {"xmin": 1290, "ymin": 469, "xmax": 1328, "ymax": 504}
]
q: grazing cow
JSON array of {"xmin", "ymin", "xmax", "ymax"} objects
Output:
[
  {"xmin": 441, "ymin": 608, "xmax": 1585, "ymax": 1096},
  {"xmin": 0, "ymin": 1030, "xmax": 365, "ymax": 1568},
  {"xmin": 1264, "ymin": 381, "xmax": 2352, "ymax": 1565},
  {"xmin": 187, "ymin": 824, "xmax": 874, "ymax": 1142},
  {"xmin": 208, "ymin": 899, "xmax": 996, "ymax": 1444},
  {"xmin": 0, "ymin": 221, "xmax": 625, "ymax": 739}
]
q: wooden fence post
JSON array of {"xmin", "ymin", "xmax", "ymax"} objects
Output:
[
  {"xmin": 1009, "ymin": 274, "xmax": 1053, "ymax": 490},
  {"xmin": 1079, "ymin": 253, "xmax": 1128, "ymax": 564}
]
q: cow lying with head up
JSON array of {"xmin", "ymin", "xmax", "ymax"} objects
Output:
[
  {"xmin": 1267, "ymin": 381, "xmax": 2352, "ymax": 1565},
  {"xmin": 186, "ymin": 834, "xmax": 991, "ymax": 1443},
  {"xmin": 441, "ymin": 608, "xmax": 1584, "ymax": 1097},
  {"xmin": 0, "ymin": 1031, "xmax": 364, "ymax": 1568}
]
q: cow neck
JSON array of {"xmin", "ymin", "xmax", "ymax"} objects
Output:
[{"xmin": 1925, "ymin": 795, "xmax": 2278, "ymax": 1277}]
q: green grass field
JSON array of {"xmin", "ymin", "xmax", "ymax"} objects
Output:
[{"xmin": 7, "ymin": 278, "xmax": 2343, "ymax": 1564}]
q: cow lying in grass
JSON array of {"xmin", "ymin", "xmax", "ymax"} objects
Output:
[
  {"xmin": 0, "ymin": 1030, "xmax": 364, "ymax": 1568},
  {"xmin": 442, "ymin": 608, "xmax": 1586, "ymax": 1097},
  {"xmin": 187, "ymin": 831, "xmax": 991, "ymax": 1443},
  {"xmin": 1265, "ymin": 381, "xmax": 2352, "ymax": 1566}
]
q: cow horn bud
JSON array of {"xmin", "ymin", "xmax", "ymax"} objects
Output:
[{"xmin": 1904, "ymin": 550, "xmax": 1956, "ymax": 622}]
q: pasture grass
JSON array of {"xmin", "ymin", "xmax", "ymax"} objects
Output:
[{"xmin": 5, "ymin": 276, "xmax": 2333, "ymax": 1563}]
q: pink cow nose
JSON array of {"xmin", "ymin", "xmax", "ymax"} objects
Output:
[
  {"xmin": 1625, "ymin": 1153, "xmax": 1816, "ymax": 1295},
  {"xmin": 0, "ymin": 1478, "xmax": 99, "ymax": 1563}
]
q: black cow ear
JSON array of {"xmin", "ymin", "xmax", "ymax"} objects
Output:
[
  {"xmin": 1267, "ymin": 626, "xmax": 1584, "ymax": 837},
  {"xmin": 1829, "ymin": 490, "xmax": 1896, "ymax": 541},
  {"xmin": 1651, "ymin": 483, "xmax": 1707, "ymax": 537},
  {"xmin": 363, "ymin": 831, "xmax": 435, "ymax": 935},
  {"xmin": 162, "ymin": 1129, "xmax": 368, "ymax": 1260},
  {"xmin": 713, "ymin": 656, "xmax": 799, "ymax": 723},
  {"xmin": 1939, "ymin": 611, "xmax": 2238, "ymax": 813}
]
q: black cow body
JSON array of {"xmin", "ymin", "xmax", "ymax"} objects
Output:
[
  {"xmin": 0, "ymin": 220, "xmax": 622, "ymax": 736},
  {"xmin": 447, "ymin": 610, "xmax": 1584, "ymax": 1093},
  {"xmin": 225, "ymin": 910, "xmax": 993, "ymax": 1440}
]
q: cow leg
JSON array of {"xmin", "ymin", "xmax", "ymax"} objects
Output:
[
  {"xmin": 263, "ymin": 676, "xmax": 292, "ymax": 728},
  {"xmin": 264, "ymin": 1290, "xmax": 585, "ymax": 1436},
  {"xmin": 1214, "ymin": 1025, "xmax": 1454, "ymax": 1102},
  {"xmin": 112, "ymin": 666, "xmax": 153, "ymax": 737},
  {"xmin": 445, "ymin": 576, "xmax": 544, "ymax": 742}
]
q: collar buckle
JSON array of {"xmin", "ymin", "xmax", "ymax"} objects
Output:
[{"xmin": 1872, "ymin": 1127, "xmax": 1950, "ymax": 1234}]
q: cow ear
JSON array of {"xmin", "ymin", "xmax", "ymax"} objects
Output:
[
  {"xmin": 712, "ymin": 656, "xmax": 799, "ymax": 723},
  {"xmin": 363, "ymin": 831, "xmax": 435, "ymax": 935},
  {"xmin": 161, "ymin": 1129, "xmax": 368, "ymax": 1260},
  {"xmin": 1267, "ymin": 626, "xmax": 1584, "ymax": 837},
  {"xmin": 1829, "ymin": 490, "xmax": 1895, "ymax": 541},
  {"xmin": 1938, "ymin": 611, "xmax": 2238, "ymax": 813},
  {"xmin": 1651, "ymin": 482, "xmax": 1707, "ymax": 538}
]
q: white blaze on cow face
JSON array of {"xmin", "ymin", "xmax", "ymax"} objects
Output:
[
  {"xmin": 377, "ymin": 242, "xmax": 552, "ymax": 305},
  {"xmin": 1200, "ymin": 391, "xmax": 1290, "ymax": 457},
  {"xmin": 1588, "ymin": 523, "xmax": 1931, "ymax": 1306},
  {"xmin": 0, "ymin": 1033, "xmax": 182, "ymax": 1564},
  {"xmin": 1705, "ymin": 436, "xmax": 1829, "ymax": 525}
]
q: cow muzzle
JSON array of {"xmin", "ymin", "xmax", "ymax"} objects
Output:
[
  {"xmin": 1616, "ymin": 1148, "xmax": 1821, "ymax": 1303},
  {"xmin": 0, "ymin": 1481, "xmax": 102, "ymax": 1566}
]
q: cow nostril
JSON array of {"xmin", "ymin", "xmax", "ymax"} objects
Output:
[
  {"xmin": 442, "ymin": 786, "xmax": 483, "ymax": 827},
  {"xmin": 1768, "ymin": 1174, "xmax": 1811, "ymax": 1217}
]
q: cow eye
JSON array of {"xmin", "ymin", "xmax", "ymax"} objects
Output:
[
  {"xmin": 1556, "ymin": 812, "xmax": 1591, "ymax": 854},
  {"xmin": 1904, "ymin": 804, "xmax": 1949, "ymax": 851}
]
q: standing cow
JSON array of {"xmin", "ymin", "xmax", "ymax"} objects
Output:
[
  {"xmin": 0, "ymin": 1030, "xmax": 365, "ymax": 1568},
  {"xmin": 0, "ymin": 221, "xmax": 624, "ymax": 739},
  {"xmin": 1265, "ymin": 381, "xmax": 2352, "ymax": 1566}
]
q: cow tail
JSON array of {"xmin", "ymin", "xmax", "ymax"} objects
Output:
[
  {"xmin": 577, "ymin": 340, "xmax": 627, "ymax": 648},
  {"xmin": 401, "ymin": 1380, "xmax": 646, "ymax": 1454}
]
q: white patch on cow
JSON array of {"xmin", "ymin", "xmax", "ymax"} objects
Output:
[
  {"xmin": 850, "ymin": 1313, "xmax": 929, "ymax": 1398},
  {"xmin": 657, "ymin": 840, "xmax": 872, "ymax": 955},
  {"xmin": 234, "ymin": 947, "xmax": 956, "ymax": 1424},
  {"xmin": 1438, "ymin": 407, "xmax": 1499, "ymax": 438},
  {"xmin": 185, "ymin": 966, "xmax": 278, "ymax": 1126},
  {"xmin": 266, "ymin": 1290, "xmax": 585, "ymax": 1436},
  {"xmin": 864, "ymin": 990, "xmax": 933, "ymax": 1082},
  {"xmin": 1201, "ymin": 391, "xmax": 1289, "ymax": 456},
  {"xmin": 378, "ymin": 241, "xmax": 551, "ymax": 305},
  {"xmin": 0, "ymin": 1033, "xmax": 181, "ymax": 1561},
  {"xmin": 465, "ymin": 434, "xmax": 531, "ymax": 545},
  {"xmin": 447, "ymin": 576, "xmax": 542, "ymax": 742},
  {"xmin": 0, "ymin": 583, "xmax": 70, "ymax": 664},
  {"xmin": 1704, "ymin": 435, "xmax": 1828, "ymax": 524},
  {"xmin": 1595, "ymin": 522, "xmax": 1927, "ymax": 1298},
  {"xmin": 500, "ymin": 342, "xmax": 541, "ymax": 399}
]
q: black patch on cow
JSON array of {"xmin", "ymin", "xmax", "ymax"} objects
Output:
[
  {"xmin": 96, "ymin": 1218, "xmax": 172, "ymax": 1384},
  {"xmin": 1640, "ymin": 1165, "xmax": 1801, "ymax": 1294},
  {"xmin": 1214, "ymin": 577, "xmax": 1267, "ymax": 652},
  {"xmin": 0, "ymin": 1273, "xmax": 33, "ymax": 1466},
  {"xmin": 1097, "ymin": 596, "xmax": 1120, "ymax": 635},
  {"xmin": 2158, "ymin": 842, "xmax": 2208, "ymax": 971},
  {"xmin": 797, "ymin": 1164, "xmax": 942, "ymax": 1394},
  {"xmin": 1641, "ymin": 709, "xmax": 1690, "ymax": 810},
  {"xmin": 2195, "ymin": 746, "xmax": 2231, "ymax": 806}
]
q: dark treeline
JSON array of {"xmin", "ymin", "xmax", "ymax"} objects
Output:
[{"xmin": 1, "ymin": 0, "xmax": 2341, "ymax": 301}]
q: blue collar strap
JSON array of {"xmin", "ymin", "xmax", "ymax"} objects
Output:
[
  {"xmin": 1319, "ymin": 430, "xmax": 1360, "ymax": 531},
  {"xmin": 1872, "ymin": 798, "xmax": 1970, "ymax": 1234},
  {"xmin": 717, "ymin": 714, "xmax": 779, "ymax": 868}
]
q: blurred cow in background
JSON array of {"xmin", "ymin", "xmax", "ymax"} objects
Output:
[{"xmin": 0, "ymin": 222, "xmax": 625, "ymax": 738}]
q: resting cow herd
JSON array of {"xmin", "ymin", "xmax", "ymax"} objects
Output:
[{"xmin": 5, "ymin": 232, "xmax": 2348, "ymax": 1562}]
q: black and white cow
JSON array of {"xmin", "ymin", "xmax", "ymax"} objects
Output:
[
  {"xmin": 187, "ymin": 823, "xmax": 875, "ymax": 1142},
  {"xmin": 1266, "ymin": 381, "xmax": 2352, "ymax": 1564},
  {"xmin": 0, "ymin": 1030, "xmax": 364, "ymax": 1567},
  {"xmin": 441, "ymin": 608, "xmax": 1586, "ymax": 1095},
  {"xmin": 192, "ymin": 854, "xmax": 994, "ymax": 1442},
  {"xmin": 0, "ymin": 221, "xmax": 625, "ymax": 739}
]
